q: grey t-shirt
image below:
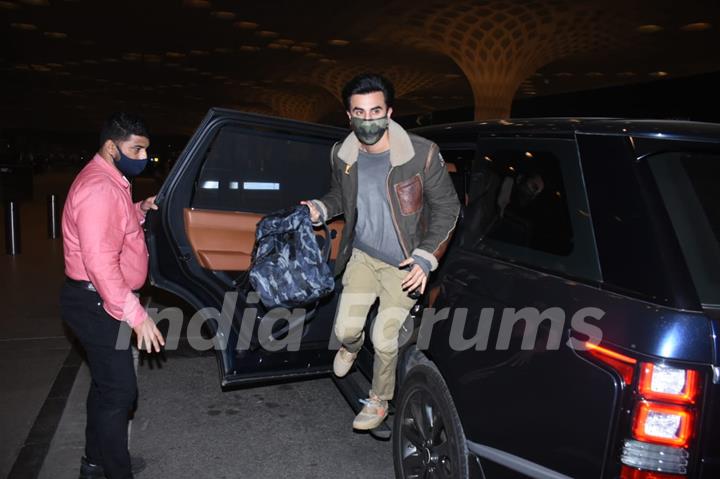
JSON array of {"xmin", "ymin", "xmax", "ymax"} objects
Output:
[{"xmin": 353, "ymin": 149, "xmax": 405, "ymax": 267}]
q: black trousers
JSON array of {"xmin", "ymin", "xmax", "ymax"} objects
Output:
[{"xmin": 60, "ymin": 283, "xmax": 137, "ymax": 479}]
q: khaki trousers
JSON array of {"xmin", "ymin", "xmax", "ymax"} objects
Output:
[{"xmin": 333, "ymin": 249, "xmax": 417, "ymax": 400}]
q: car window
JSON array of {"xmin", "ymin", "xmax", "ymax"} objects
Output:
[
  {"xmin": 460, "ymin": 139, "xmax": 600, "ymax": 281},
  {"xmin": 191, "ymin": 126, "xmax": 333, "ymax": 213},
  {"xmin": 438, "ymin": 147, "xmax": 475, "ymax": 204},
  {"xmin": 648, "ymin": 151, "xmax": 720, "ymax": 307}
]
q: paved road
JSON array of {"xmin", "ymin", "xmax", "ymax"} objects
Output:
[{"xmin": 1, "ymin": 172, "xmax": 73, "ymax": 477}]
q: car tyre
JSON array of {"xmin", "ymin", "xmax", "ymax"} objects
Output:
[{"xmin": 393, "ymin": 363, "xmax": 469, "ymax": 479}]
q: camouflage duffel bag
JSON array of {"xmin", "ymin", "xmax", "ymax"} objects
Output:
[{"xmin": 249, "ymin": 205, "xmax": 335, "ymax": 309}]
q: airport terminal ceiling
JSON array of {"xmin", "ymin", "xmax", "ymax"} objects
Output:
[{"xmin": 1, "ymin": 0, "xmax": 719, "ymax": 133}]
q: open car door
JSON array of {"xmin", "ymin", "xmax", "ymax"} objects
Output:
[{"xmin": 145, "ymin": 109, "xmax": 347, "ymax": 388}]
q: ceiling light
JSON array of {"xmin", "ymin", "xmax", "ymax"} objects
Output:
[
  {"xmin": 267, "ymin": 43, "xmax": 288, "ymax": 49},
  {"xmin": 681, "ymin": 22, "xmax": 711, "ymax": 32},
  {"xmin": 11, "ymin": 23, "xmax": 38, "ymax": 31},
  {"xmin": 211, "ymin": 11, "xmax": 235, "ymax": 20},
  {"xmin": 183, "ymin": 0, "xmax": 210, "ymax": 7},
  {"xmin": 650, "ymin": 71, "xmax": 669, "ymax": 77},
  {"xmin": 239, "ymin": 45, "xmax": 260, "ymax": 52},
  {"xmin": 328, "ymin": 39, "xmax": 350, "ymax": 46},
  {"xmin": 637, "ymin": 24, "xmax": 663, "ymax": 33},
  {"xmin": 256, "ymin": 30, "xmax": 278, "ymax": 38},
  {"xmin": 554, "ymin": 72, "xmax": 573, "ymax": 77},
  {"xmin": 44, "ymin": 31, "xmax": 68, "ymax": 39},
  {"xmin": 234, "ymin": 21, "xmax": 258, "ymax": 29},
  {"xmin": 166, "ymin": 51, "xmax": 186, "ymax": 59},
  {"xmin": 31, "ymin": 64, "xmax": 51, "ymax": 72},
  {"xmin": 190, "ymin": 49, "xmax": 210, "ymax": 56}
]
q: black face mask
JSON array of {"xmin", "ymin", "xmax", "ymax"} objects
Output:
[
  {"xmin": 113, "ymin": 143, "xmax": 148, "ymax": 177},
  {"xmin": 351, "ymin": 116, "xmax": 389, "ymax": 145}
]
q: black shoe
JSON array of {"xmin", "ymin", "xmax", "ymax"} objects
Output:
[
  {"xmin": 79, "ymin": 457, "xmax": 104, "ymax": 479},
  {"xmin": 79, "ymin": 455, "xmax": 147, "ymax": 478}
]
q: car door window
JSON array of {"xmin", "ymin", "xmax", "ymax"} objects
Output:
[
  {"xmin": 191, "ymin": 126, "xmax": 333, "ymax": 213},
  {"xmin": 648, "ymin": 150, "xmax": 720, "ymax": 306},
  {"xmin": 437, "ymin": 147, "xmax": 475, "ymax": 204},
  {"xmin": 460, "ymin": 139, "xmax": 600, "ymax": 281}
]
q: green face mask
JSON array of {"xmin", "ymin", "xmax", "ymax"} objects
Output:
[{"xmin": 351, "ymin": 116, "xmax": 389, "ymax": 145}]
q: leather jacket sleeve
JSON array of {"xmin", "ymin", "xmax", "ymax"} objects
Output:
[{"xmin": 411, "ymin": 146, "xmax": 461, "ymax": 271}]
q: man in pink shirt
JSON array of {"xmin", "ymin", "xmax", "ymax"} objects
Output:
[{"xmin": 61, "ymin": 112, "xmax": 164, "ymax": 479}]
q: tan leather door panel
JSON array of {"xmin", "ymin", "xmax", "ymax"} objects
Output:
[
  {"xmin": 184, "ymin": 208, "xmax": 346, "ymax": 271},
  {"xmin": 184, "ymin": 208, "xmax": 260, "ymax": 271},
  {"xmin": 317, "ymin": 219, "xmax": 345, "ymax": 261}
]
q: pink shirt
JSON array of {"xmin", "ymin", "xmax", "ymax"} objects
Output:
[{"xmin": 62, "ymin": 154, "xmax": 149, "ymax": 328}]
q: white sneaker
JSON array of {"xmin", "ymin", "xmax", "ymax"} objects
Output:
[
  {"xmin": 353, "ymin": 395, "xmax": 389, "ymax": 430},
  {"xmin": 333, "ymin": 346, "xmax": 357, "ymax": 377}
]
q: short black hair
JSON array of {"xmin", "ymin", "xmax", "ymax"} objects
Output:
[
  {"xmin": 341, "ymin": 73, "xmax": 395, "ymax": 111},
  {"xmin": 99, "ymin": 112, "xmax": 149, "ymax": 147}
]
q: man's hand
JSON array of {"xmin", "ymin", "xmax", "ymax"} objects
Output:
[
  {"xmin": 140, "ymin": 195, "xmax": 158, "ymax": 213},
  {"xmin": 300, "ymin": 200, "xmax": 321, "ymax": 223},
  {"xmin": 399, "ymin": 257, "xmax": 428, "ymax": 295},
  {"xmin": 132, "ymin": 317, "xmax": 165, "ymax": 353}
]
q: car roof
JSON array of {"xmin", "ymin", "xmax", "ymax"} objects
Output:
[{"xmin": 411, "ymin": 118, "xmax": 720, "ymax": 144}]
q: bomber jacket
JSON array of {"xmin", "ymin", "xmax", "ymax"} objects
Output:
[{"xmin": 313, "ymin": 119, "xmax": 461, "ymax": 276}]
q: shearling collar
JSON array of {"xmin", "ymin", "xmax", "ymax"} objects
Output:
[{"xmin": 336, "ymin": 119, "xmax": 415, "ymax": 167}]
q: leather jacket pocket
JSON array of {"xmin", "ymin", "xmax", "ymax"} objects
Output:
[{"xmin": 394, "ymin": 174, "xmax": 423, "ymax": 216}]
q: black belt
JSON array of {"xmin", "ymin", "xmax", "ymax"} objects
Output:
[{"xmin": 65, "ymin": 277, "xmax": 97, "ymax": 292}]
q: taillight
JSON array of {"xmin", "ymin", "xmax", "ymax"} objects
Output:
[
  {"xmin": 585, "ymin": 341, "xmax": 637, "ymax": 385},
  {"xmin": 632, "ymin": 401, "xmax": 694, "ymax": 447},
  {"xmin": 581, "ymin": 342, "xmax": 703, "ymax": 477},
  {"xmin": 620, "ymin": 462, "xmax": 688, "ymax": 478},
  {"xmin": 638, "ymin": 363, "xmax": 699, "ymax": 404}
]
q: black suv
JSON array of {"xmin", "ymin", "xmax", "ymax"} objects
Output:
[{"xmin": 147, "ymin": 110, "xmax": 719, "ymax": 479}]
